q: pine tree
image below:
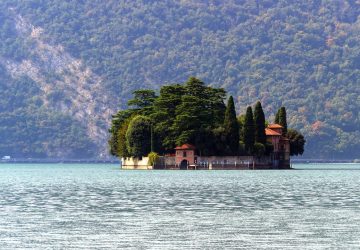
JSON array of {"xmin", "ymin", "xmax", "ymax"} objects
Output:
[
  {"xmin": 243, "ymin": 106, "xmax": 255, "ymax": 154},
  {"xmin": 254, "ymin": 101, "xmax": 267, "ymax": 145},
  {"xmin": 278, "ymin": 107, "xmax": 288, "ymax": 135},
  {"xmin": 224, "ymin": 96, "xmax": 239, "ymax": 155},
  {"xmin": 151, "ymin": 84, "xmax": 185, "ymax": 151}
]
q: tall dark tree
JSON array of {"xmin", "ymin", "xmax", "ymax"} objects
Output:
[
  {"xmin": 275, "ymin": 109, "xmax": 280, "ymax": 124},
  {"xmin": 278, "ymin": 107, "xmax": 288, "ymax": 135},
  {"xmin": 253, "ymin": 101, "xmax": 266, "ymax": 145},
  {"xmin": 224, "ymin": 96, "xmax": 239, "ymax": 155},
  {"xmin": 287, "ymin": 129, "xmax": 306, "ymax": 156},
  {"xmin": 243, "ymin": 106, "xmax": 255, "ymax": 154}
]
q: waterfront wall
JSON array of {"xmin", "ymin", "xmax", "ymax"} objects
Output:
[
  {"xmin": 122, "ymin": 155, "xmax": 290, "ymax": 170},
  {"xmin": 122, "ymin": 157, "xmax": 153, "ymax": 170}
]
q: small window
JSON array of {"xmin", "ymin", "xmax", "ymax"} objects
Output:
[{"xmin": 183, "ymin": 151, "xmax": 187, "ymax": 157}]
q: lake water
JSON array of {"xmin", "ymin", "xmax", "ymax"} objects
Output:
[{"xmin": 0, "ymin": 163, "xmax": 359, "ymax": 249}]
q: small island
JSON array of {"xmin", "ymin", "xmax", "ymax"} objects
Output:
[{"xmin": 109, "ymin": 77, "xmax": 305, "ymax": 170}]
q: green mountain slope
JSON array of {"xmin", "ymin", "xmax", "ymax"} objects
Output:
[{"xmin": 0, "ymin": 0, "xmax": 359, "ymax": 159}]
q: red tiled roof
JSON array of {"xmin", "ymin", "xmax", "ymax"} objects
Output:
[
  {"xmin": 265, "ymin": 128, "xmax": 281, "ymax": 136},
  {"xmin": 267, "ymin": 124, "xmax": 283, "ymax": 129},
  {"xmin": 175, "ymin": 143, "xmax": 196, "ymax": 150}
]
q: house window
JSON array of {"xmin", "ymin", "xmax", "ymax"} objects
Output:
[{"xmin": 183, "ymin": 151, "xmax": 187, "ymax": 157}]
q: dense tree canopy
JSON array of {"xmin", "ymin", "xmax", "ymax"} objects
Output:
[
  {"xmin": 254, "ymin": 101, "xmax": 267, "ymax": 145},
  {"xmin": 150, "ymin": 84, "xmax": 185, "ymax": 151},
  {"xmin": 110, "ymin": 77, "xmax": 306, "ymax": 160},
  {"xmin": 0, "ymin": 0, "xmax": 358, "ymax": 158},
  {"xmin": 125, "ymin": 115, "xmax": 152, "ymax": 158},
  {"xmin": 287, "ymin": 129, "xmax": 306, "ymax": 156}
]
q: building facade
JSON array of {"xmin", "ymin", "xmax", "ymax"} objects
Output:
[
  {"xmin": 265, "ymin": 124, "xmax": 290, "ymax": 168},
  {"xmin": 122, "ymin": 124, "xmax": 291, "ymax": 170}
]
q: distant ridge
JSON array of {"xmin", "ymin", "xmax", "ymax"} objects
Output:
[{"xmin": 0, "ymin": 0, "xmax": 359, "ymax": 159}]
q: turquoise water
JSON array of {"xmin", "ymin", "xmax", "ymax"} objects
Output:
[{"xmin": 0, "ymin": 163, "xmax": 360, "ymax": 249}]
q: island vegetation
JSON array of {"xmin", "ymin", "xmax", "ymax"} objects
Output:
[
  {"xmin": 109, "ymin": 77, "xmax": 305, "ymax": 159},
  {"xmin": 0, "ymin": 1, "xmax": 358, "ymax": 158}
]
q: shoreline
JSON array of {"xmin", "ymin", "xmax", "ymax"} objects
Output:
[
  {"xmin": 0, "ymin": 159, "xmax": 358, "ymax": 164},
  {"xmin": 0, "ymin": 159, "xmax": 120, "ymax": 164}
]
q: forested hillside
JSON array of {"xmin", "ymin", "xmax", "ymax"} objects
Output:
[{"xmin": 0, "ymin": 0, "xmax": 359, "ymax": 159}]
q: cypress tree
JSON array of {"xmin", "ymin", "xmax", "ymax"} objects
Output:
[
  {"xmin": 254, "ymin": 101, "xmax": 266, "ymax": 145},
  {"xmin": 278, "ymin": 107, "xmax": 288, "ymax": 135},
  {"xmin": 275, "ymin": 109, "xmax": 280, "ymax": 124},
  {"xmin": 243, "ymin": 106, "xmax": 255, "ymax": 154},
  {"xmin": 224, "ymin": 96, "xmax": 239, "ymax": 155}
]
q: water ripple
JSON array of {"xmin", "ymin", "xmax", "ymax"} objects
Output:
[{"xmin": 0, "ymin": 164, "xmax": 359, "ymax": 249}]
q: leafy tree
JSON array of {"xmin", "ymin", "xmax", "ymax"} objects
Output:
[
  {"xmin": 243, "ymin": 106, "xmax": 255, "ymax": 154},
  {"xmin": 116, "ymin": 116, "xmax": 133, "ymax": 157},
  {"xmin": 147, "ymin": 151, "xmax": 159, "ymax": 167},
  {"xmin": 253, "ymin": 101, "xmax": 266, "ymax": 145},
  {"xmin": 172, "ymin": 95, "xmax": 203, "ymax": 146},
  {"xmin": 171, "ymin": 77, "xmax": 226, "ymax": 154},
  {"xmin": 108, "ymin": 110, "xmax": 134, "ymax": 156},
  {"xmin": 125, "ymin": 115, "xmax": 152, "ymax": 157},
  {"xmin": 128, "ymin": 89, "xmax": 157, "ymax": 115},
  {"xmin": 205, "ymin": 87, "xmax": 227, "ymax": 126},
  {"xmin": 224, "ymin": 96, "xmax": 239, "ymax": 155},
  {"xmin": 253, "ymin": 142, "xmax": 266, "ymax": 158},
  {"xmin": 184, "ymin": 77, "xmax": 226, "ymax": 127},
  {"xmin": 151, "ymin": 84, "xmax": 185, "ymax": 151},
  {"xmin": 287, "ymin": 129, "xmax": 306, "ymax": 156}
]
